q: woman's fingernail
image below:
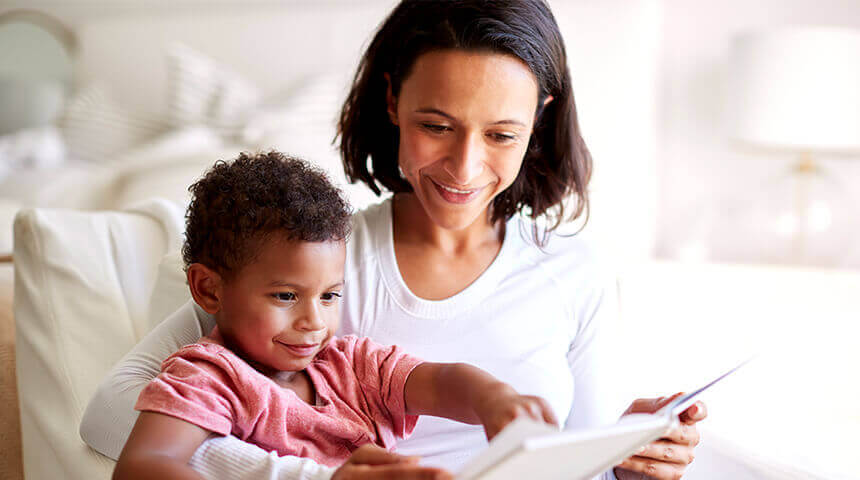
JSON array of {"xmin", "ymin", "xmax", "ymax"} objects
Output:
[{"xmin": 688, "ymin": 405, "xmax": 698, "ymax": 416}]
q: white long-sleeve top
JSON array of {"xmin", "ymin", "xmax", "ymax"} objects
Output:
[{"xmin": 81, "ymin": 199, "xmax": 625, "ymax": 480}]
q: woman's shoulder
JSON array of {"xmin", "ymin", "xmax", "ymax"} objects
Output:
[
  {"xmin": 346, "ymin": 197, "xmax": 391, "ymax": 268},
  {"xmin": 350, "ymin": 197, "xmax": 390, "ymax": 236},
  {"xmin": 509, "ymin": 216, "xmax": 614, "ymax": 278}
]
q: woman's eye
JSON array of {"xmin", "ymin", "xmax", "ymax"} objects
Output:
[
  {"xmin": 421, "ymin": 123, "xmax": 451, "ymax": 134},
  {"xmin": 274, "ymin": 292, "xmax": 296, "ymax": 302},
  {"xmin": 489, "ymin": 132, "xmax": 517, "ymax": 143},
  {"xmin": 321, "ymin": 292, "xmax": 342, "ymax": 302}
]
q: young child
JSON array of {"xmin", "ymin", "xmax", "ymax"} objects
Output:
[{"xmin": 113, "ymin": 152, "xmax": 557, "ymax": 480}]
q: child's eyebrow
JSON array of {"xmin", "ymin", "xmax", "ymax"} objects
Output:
[{"xmin": 266, "ymin": 280, "xmax": 345, "ymax": 289}]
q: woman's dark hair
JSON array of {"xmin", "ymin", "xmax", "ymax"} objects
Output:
[
  {"xmin": 338, "ymin": 0, "xmax": 592, "ymax": 244},
  {"xmin": 182, "ymin": 151, "xmax": 352, "ymax": 279}
]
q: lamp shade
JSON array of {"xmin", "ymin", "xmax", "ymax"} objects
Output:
[{"xmin": 731, "ymin": 26, "xmax": 860, "ymax": 152}]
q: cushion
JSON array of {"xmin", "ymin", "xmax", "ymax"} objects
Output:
[
  {"xmin": 0, "ymin": 126, "xmax": 66, "ymax": 183},
  {"xmin": 165, "ymin": 43, "xmax": 259, "ymax": 137},
  {"xmin": 240, "ymin": 73, "xmax": 384, "ymax": 211},
  {"xmin": 60, "ymin": 84, "xmax": 165, "ymax": 163},
  {"xmin": 13, "ymin": 199, "xmax": 183, "ymax": 479},
  {"xmin": 146, "ymin": 251, "xmax": 191, "ymax": 334}
]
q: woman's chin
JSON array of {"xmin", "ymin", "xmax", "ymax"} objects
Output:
[{"xmin": 424, "ymin": 202, "xmax": 490, "ymax": 231}]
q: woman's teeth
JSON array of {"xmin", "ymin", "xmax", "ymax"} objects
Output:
[{"xmin": 438, "ymin": 184, "xmax": 474, "ymax": 194}]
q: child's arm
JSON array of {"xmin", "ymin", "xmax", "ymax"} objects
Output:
[
  {"xmin": 113, "ymin": 412, "xmax": 213, "ymax": 480},
  {"xmin": 404, "ymin": 362, "xmax": 559, "ymax": 440}
]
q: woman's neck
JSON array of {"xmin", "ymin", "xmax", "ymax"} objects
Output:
[{"xmin": 393, "ymin": 193, "xmax": 504, "ymax": 254}]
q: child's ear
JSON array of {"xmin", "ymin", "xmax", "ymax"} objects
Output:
[{"xmin": 186, "ymin": 263, "xmax": 223, "ymax": 315}]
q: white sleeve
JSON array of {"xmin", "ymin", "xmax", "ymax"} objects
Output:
[
  {"xmin": 189, "ymin": 436, "xmax": 334, "ymax": 480},
  {"xmin": 79, "ymin": 299, "xmax": 335, "ymax": 480},
  {"xmin": 562, "ymin": 271, "xmax": 628, "ymax": 480}
]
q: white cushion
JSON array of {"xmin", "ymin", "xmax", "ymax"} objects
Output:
[
  {"xmin": 241, "ymin": 73, "xmax": 384, "ymax": 211},
  {"xmin": 146, "ymin": 251, "xmax": 190, "ymax": 334},
  {"xmin": 13, "ymin": 199, "xmax": 183, "ymax": 479},
  {"xmin": 60, "ymin": 84, "xmax": 165, "ymax": 163},
  {"xmin": 165, "ymin": 43, "xmax": 259, "ymax": 136}
]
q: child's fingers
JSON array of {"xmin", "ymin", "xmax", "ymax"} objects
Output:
[
  {"xmin": 345, "ymin": 444, "xmax": 420, "ymax": 466},
  {"xmin": 335, "ymin": 463, "xmax": 452, "ymax": 480},
  {"xmin": 535, "ymin": 396, "xmax": 559, "ymax": 426}
]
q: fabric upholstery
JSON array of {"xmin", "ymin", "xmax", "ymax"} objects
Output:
[{"xmin": 13, "ymin": 199, "xmax": 183, "ymax": 479}]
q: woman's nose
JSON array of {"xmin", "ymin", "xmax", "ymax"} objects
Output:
[{"xmin": 444, "ymin": 133, "xmax": 485, "ymax": 185}]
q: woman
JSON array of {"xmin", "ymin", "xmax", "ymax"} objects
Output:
[{"xmin": 82, "ymin": 1, "xmax": 706, "ymax": 479}]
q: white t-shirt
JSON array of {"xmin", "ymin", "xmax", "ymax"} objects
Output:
[{"xmin": 80, "ymin": 198, "xmax": 624, "ymax": 480}]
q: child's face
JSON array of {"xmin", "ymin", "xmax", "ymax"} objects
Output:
[{"xmin": 216, "ymin": 235, "xmax": 346, "ymax": 372}]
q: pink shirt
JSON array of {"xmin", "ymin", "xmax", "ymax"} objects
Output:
[{"xmin": 135, "ymin": 335, "xmax": 423, "ymax": 467}]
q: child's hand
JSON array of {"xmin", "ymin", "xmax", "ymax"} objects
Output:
[
  {"xmin": 474, "ymin": 382, "xmax": 559, "ymax": 440},
  {"xmin": 332, "ymin": 444, "xmax": 452, "ymax": 480}
]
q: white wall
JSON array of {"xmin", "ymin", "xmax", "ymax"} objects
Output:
[{"xmin": 655, "ymin": 0, "xmax": 860, "ymax": 269}]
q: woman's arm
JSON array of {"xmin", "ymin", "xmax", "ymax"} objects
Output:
[
  {"xmin": 404, "ymin": 362, "xmax": 558, "ymax": 440},
  {"xmin": 562, "ymin": 269, "xmax": 706, "ymax": 480},
  {"xmin": 113, "ymin": 412, "xmax": 211, "ymax": 480}
]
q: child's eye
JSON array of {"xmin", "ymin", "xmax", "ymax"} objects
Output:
[
  {"xmin": 273, "ymin": 292, "xmax": 297, "ymax": 302},
  {"xmin": 321, "ymin": 292, "xmax": 342, "ymax": 303}
]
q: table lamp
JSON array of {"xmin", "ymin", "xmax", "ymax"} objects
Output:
[{"xmin": 729, "ymin": 26, "xmax": 860, "ymax": 267}]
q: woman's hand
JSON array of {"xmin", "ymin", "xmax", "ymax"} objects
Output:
[
  {"xmin": 613, "ymin": 393, "xmax": 707, "ymax": 480},
  {"xmin": 474, "ymin": 382, "xmax": 559, "ymax": 440},
  {"xmin": 332, "ymin": 444, "xmax": 452, "ymax": 480}
]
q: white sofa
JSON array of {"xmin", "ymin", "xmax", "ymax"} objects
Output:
[{"xmin": 12, "ymin": 198, "xmax": 860, "ymax": 479}]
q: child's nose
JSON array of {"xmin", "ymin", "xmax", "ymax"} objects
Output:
[{"xmin": 294, "ymin": 302, "xmax": 326, "ymax": 332}]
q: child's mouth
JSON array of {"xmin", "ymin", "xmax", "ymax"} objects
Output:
[{"xmin": 279, "ymin": 343, "xmax": 319, "ymax": 357}]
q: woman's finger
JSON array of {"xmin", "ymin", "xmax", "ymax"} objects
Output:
[
  {"xmin": 679, "ymin": 401, "xmax": 707, "ymax": 425},
  {"xmin": 624, "ymin": 393, "xmax": 684, "ymax": 415},
  {"xmin": 637, "ymin": 440, "xmax": 696, "ymax": 465},
  {"xmin": 616, "ymin": 456, "xmax": 686, "ymax": 480},
  {"xmin": 660, "ymin": 423, "xmax": 701, "ymax": 447}
]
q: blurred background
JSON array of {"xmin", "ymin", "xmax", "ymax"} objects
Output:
[
  {"xmin": 1, "ymin": 0, "xmax": 859, "ymax": 268},
  {"xmin": 0, "ymin": 1, "xmax": 858, "ymax": 480}
]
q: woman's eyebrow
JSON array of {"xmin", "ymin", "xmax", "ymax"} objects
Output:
[{"xmin": 414, "ymin": 108, "xmax": 526, "ymax": 127}]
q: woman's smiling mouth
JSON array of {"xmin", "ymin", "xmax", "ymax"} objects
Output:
[{"xmin": 430, "ymin": 178, "xmax": 485, "ymax": 204}]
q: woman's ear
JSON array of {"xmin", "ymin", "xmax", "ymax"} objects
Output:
[
  {"xmin": 533, "ymin": 95, "xmax": 554, "ymax": 128},
  {"xmin": 384, "ymin": 73, "xmax": 399, "ymax": 125},
  {"xmin": 186, "ymin": 263, "xmax": 223, "ymax": 315}
]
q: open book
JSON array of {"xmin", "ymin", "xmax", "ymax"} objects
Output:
[{"xmin": 456, "ymin": 358, "xmax": 753, "ymax": 480}]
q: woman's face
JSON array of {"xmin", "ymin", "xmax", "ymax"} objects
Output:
[{"xmin": 388, "ymin": 49, "xmax": 541, "ymax": 231}]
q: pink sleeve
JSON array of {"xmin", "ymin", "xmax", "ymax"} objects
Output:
[
  {"xmin": 134, "ymin": 345, "xmax": 246, "ymax": 437},
  {"xmin": 340, "ymin": 336, "xmax": 424, "ymax": 439}
]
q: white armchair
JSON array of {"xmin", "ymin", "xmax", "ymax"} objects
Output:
[{"xmin": 13, "ymin": 200, "xmax": 184, "ymax": 479}]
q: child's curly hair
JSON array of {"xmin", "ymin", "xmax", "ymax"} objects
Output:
[{"xmin": 182, "ymin": 151, "xmax": 352, "ymax": 279}]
